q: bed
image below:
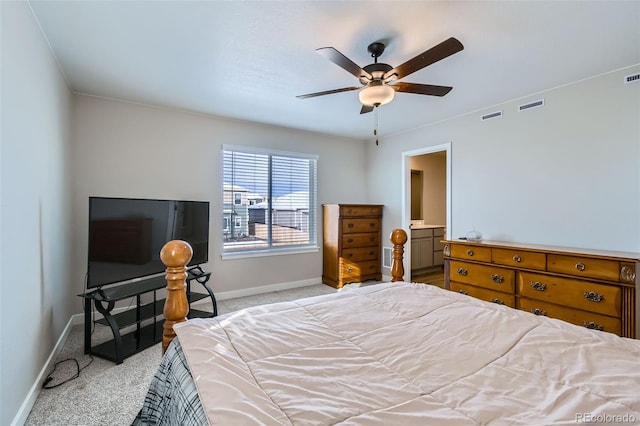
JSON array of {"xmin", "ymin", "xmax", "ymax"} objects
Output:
[{"xmin": 134, "ymin": 229, "xmax": 640, "ymax": 425}]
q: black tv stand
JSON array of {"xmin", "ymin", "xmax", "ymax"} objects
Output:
[{"xmin": 81, "ymin": 269, "xmax": 217, "ymax": 364}]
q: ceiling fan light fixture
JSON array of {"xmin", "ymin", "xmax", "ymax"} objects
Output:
[{"xmin": 359, "ymin": 83, "xmax": 395, "ymax": 107}]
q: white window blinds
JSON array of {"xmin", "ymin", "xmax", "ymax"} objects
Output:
[{"xmin": 222, "ymin": 145, "xmax": 318, "ymax": 254}]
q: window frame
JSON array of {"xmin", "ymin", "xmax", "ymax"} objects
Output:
[{"xmin": 221, "ymin": 144, "xmax": 319, "ymax": 259}]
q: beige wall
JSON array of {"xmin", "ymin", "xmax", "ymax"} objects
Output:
[
  {"xmin": 367, "ymin": 66, "xmax": 640, "ymax": 276},
  {"xmin": 1, "ymin": 2, "xmax": 73, "ymax": 424},
  {"xmin": 410, "ymin": 152, "xmax": 446, "ymax": 225},
  {"xmin": 70, "ymin": 95, "xmax": 370, "ymax": 298}
]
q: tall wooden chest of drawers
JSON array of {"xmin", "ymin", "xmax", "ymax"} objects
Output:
[
  {"xmin": 322, "ymin": 204, "xmax": 383, "ymax": 288},
  {"xmin": 443, "ymin": 239, "xmax": 638, "ymax": 338}
]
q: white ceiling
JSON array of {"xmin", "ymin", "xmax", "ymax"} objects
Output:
[{"xmin": 29, "ymin": 1, "xmax": 640, "ymax": 141}]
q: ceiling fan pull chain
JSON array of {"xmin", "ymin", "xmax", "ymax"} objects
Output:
[{"xmin": 374, "ymin": 107, "xmax": 379, "ymax": 145}]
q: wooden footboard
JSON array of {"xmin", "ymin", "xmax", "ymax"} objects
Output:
[{"xmin": 160, "ymin": 228, "xmax": 408, "ymax": 353}]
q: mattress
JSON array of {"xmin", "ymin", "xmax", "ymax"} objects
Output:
[{"xmin": 136, "ymin": 282, "xmax": 640, "ymax": 425}]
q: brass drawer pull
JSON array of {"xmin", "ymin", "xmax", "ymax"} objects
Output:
[
  {"xmin": 347, "ymin": 267, "xmax": 354, "ymax": 273},
  {"xmin": 369, "ymin": 223, "xmax": 375, "ymax": 227},
  {"xmin": 513, "ymin": 255, "xmax": 522, "ymax": 262},
  {"xmin": 575, "ymin": 262, "xmax": 586, "ymax": 272},
  {"xmin": 347, "ymin": 253, "xmax": 353, "ymax": 258},
  {"xmin": 457, "ymin": 267, "xmax": 468, "ymax": 276},
  {"xmin": 347, "ymin": 238, "xmax": 353, "ymax": 243},
  {"xmin": 584, "ymin": 290, "xmax": 603, "ymax": 303},
  {"xmin": 458, "ymin": 290, "xmax": 468, "ymax": 295},
  {"xmin": 491, "ymin": 274, "xmax": 504, "ymax": 283},
  {"xmin": 347, "ymin": 223, "xmax": 354, "ymax": 228},
  {"xmin": 583, "ymin": 321, "xmax": 604, "ymax": 331},
  {"xmin": 369, "ymin": 251, "xmax": 374, "ymax": 255},
  {"xmin": 531, "ymin": 308, "xmax": 547, "ymax": 316},
  {"xmin": 466, "ymin": 249, "xmax": 474, "ymax": 256},
  {"xmin": 530, "ymin": 281, "xmax": 547, "ymax": 291},
  {"xmin": 491, "ymin": 298, "xmax": 504, "ymax": 305}
]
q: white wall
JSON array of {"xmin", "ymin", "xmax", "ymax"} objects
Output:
[
  {"xmin": 368, "ymin": 66, "xmax": 640, "ymax": 269},
  {"xmin": 0, "ymin": 2, "xmax": 73, "ymax": 424},
  {"xmin": 70, "ymin": 95, "xmax": 369, "ymax": 300}
]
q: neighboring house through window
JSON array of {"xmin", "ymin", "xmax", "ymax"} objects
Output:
[{"xmin": 222, "ymin": 145, "xmax": 318, "ymax": 256}]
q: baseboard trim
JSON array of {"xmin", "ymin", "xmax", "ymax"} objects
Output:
[
  {"xmin": 11, "ymin": 316, "xmax": 77, "ymax": 426},
  {"xmin": 214, "ymin": 277, "xmax": 322, "ymax": 301}
]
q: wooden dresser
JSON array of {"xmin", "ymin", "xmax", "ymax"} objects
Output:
[
  {"xmin": 443, "ymin": 239, "xmax": 638, "ymax": 338},
  {"xmin": 322, "ymin": 204, "xmax": 383, "ymax": 288}
]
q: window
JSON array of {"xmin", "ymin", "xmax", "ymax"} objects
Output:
[{"xmin": 222, "ymin": 145, "xmax": 318, "ymax": 256}]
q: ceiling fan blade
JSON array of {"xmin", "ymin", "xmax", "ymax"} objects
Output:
[
  {"xmin": 392, "ymin": 82, "xmax": 453, "ymax": 97},
  {"xmin": 360, "ymin": 104, "xmax": 374, "ymax": 114},
  {"xmin": 384, "ymin": 37, "xmax": 463, "ymax": 81},
  {"xmin": 316, "ymin": 47, "xmax": 373, "ymax": 81},
  {"xmin": 296, "ymin": 86, "xmax": 360, "ymax": 99}
]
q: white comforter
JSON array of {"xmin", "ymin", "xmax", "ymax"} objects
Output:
[{"xmin": 175, "ymin": 282, "xmax": 640, "ymax": 425}]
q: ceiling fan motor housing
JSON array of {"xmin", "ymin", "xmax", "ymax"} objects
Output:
[{"xmin": 360, "ymin": 63, "xmax": 393, "ymax": 85}]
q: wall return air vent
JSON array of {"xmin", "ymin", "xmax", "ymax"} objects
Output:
[
  {"xmin": 481, "ymin": 110, "xmax": 503, "ymax": 121},
  {"xmin": 383, "ymin": 247, "xmax": 392, "ymax": 268},
  {"xmin": 518, "ymin": 99, "xmax": 544, "ymax": 112},
  {"xmin": 624, "ymin": 73, "xmax": 640, "ymax": 84}
]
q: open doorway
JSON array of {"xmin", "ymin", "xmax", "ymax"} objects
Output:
[{"xmin": 402, "ymin": 143, "xmax": 451, "ymax": 287}]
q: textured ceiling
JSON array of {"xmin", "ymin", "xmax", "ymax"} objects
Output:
[{"xmin": 29, "ymin": 1, "xmax": 640, "ymax": 141}]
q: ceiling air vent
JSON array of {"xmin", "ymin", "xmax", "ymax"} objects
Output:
[
  {"xmin": 481, "ymin": 110, "xmax": 503, "ymax": 121},
  {"xmin": 518, "ymin": 99, "xmax": 544, "ymax": 112},
  {"xmin": 624, "ymin": 73, "xmax": 640, "ymax": 84}
]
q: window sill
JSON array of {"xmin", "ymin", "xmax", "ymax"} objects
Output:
[{"xmin": 221, "ymin": 246, "xmax": 319, "ymax": 260}]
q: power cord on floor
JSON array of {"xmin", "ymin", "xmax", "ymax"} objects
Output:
[{"xmin": 42, "ymin": 355, "xmax": 94, "ymax": 389}]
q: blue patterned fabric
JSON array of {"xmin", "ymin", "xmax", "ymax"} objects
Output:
[{"xmin": 132, "ymin": 339, "xmax": 206, "ymax": 426}]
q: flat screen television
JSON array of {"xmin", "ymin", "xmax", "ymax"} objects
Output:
[{"xmin": 87, "ymin": 197, "xmax": 210, "ymax": 289}]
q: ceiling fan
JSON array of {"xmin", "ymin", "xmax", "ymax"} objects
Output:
[{"xmin": 297, "ymin": 37, "xmax": 464, "ymax": 114}]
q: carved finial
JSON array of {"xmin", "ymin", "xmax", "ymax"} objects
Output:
[
  {"xmin": 160, "ymin": 240, "xmax": 193, "ymax": 354},
  {"xmin": 390, "ymin": 229, "xmax": 408, "ymax": 282}
]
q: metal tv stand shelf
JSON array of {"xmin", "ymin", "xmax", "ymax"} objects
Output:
[{"xmin": 81, "ymin": 266, "xmax": 217, "ymax": 364}]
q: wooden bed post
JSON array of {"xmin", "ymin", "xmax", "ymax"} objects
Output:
[
  {"xmin": 390, "ymin": 228, "xmax": 408, "ymax": 282},
  {"xmin": 160, "ymin": 240, "xmax": 193, "ymax": 354}
]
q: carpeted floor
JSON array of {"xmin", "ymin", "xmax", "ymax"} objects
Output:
[{"xmin": 25, "ymin": 283, "xmax": 341, "ymax": 425}]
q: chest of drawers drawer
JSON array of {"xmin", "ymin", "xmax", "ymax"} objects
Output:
[
  {"xmin": 342, "ymin": 247, "xmax": 378, "ymax": 262},
  {"xmin": 517, "ymin": 298, "xmax": 621, "ymax": 336},
  {"xmin": 450, "ymin": 260, "xmax": 515, "ymax": 293},
  {"xmin": 450, "ymin": 245, "xmax": 492, "ymax": 262},
  {"xmin": 492, "ymin": 248, "xmax": 546, "ymax": 270},
  {"xmin": 340, "ymin": 205, "xmax": 382, "ymax": 217},
  {"xmin": 518, "ymin": 271, "xmax": 621, "ymax": 317},
  {"xmin": 451, "ymin": 282, "xmax": 516, "ymax": 308},
  {"xmin": 342, "ymin": 232, "xmax": 379, "ymax": 248},
  {"xmin": 340, "ymin": 259, "xmax": 379, "ymax": 279},
  {"xmin": 547, "ymin": 254, "xmax": 620, "ymax": 282},
  {"xmin": 342, "ymin": 218, "xmax": 380, "ymax": 234}
]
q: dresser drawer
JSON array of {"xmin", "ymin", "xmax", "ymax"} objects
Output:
[
  {"xmin": 340, "ymin": 205, "xmax": 381, "ymax": 217},
  {"xmin": 342, "ymin": 247, "xmax": 378, "ymax": 262},
  {"xmin": 450, "ymin": 260, "xmax": 515, "ymax": 293},
  {"xmin": 340, "ymin": 259, "xmax": 379, "ymax": 280},
  {"xmin": 342, "ymin": 218, "xmax": 380, "ymax": 234},
  {"xmin": 517, "ymin": 298, "xmax": 621, "ymax": 336},
  {"xmin": 451, "ymin": 282, "xmax": 515, "ymax": 308},
  {"xmin": 342, "ymin": 232, "xmax": 379, "ymax": 248},
  {"xmin": 517, "ymin": 272, "xmax": 621, "ymax": 317},
  {"xmin": 492, "ymin": 248, "xmax": 546, "ymax": 270},
  {"xmin": 547, "ymin": 254, "xmax": 620, "ymax": 282},
  {"xmin": 449, "ymin": 244, "xmax": 492, "ymax": 262}
]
